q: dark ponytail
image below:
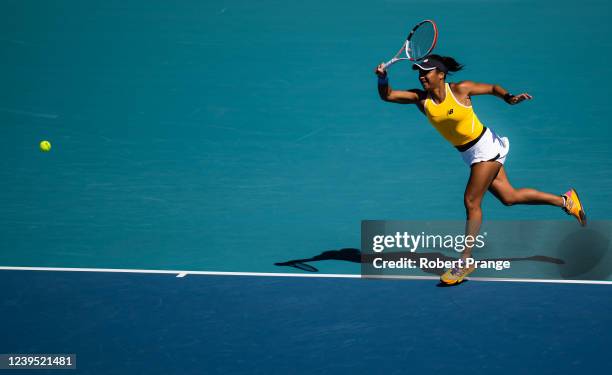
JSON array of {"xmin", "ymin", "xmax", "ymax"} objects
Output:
[{"xmin": 428, "ymin": 54, "xmax": 464, "ymax": 74}]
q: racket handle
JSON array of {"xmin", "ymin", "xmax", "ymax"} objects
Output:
[
  {"xmin": 383, "ymin": 57, "xmax": 403, "ymax": 70},
  {"xmin": 382, "ymin": 60, "xmax": 394, "ymax": 70}
]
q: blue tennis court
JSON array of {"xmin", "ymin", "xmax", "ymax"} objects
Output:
[
  {"xmin": 3, "ymin": 270, "xmax": 611, "ymax": 374},
  {"xmin": 1, "ymin": 0, "xmax": 611, "ymax": 373}
]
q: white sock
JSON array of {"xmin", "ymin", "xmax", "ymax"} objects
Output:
[{"xmin": 561, "ymin": 195, "xmax": 567, "ymax": 208}]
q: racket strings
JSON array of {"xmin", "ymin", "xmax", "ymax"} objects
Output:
[
  {"xmin": 409, "ymin": 22, "xmax": 436, "ymax": 61},
  {"xmin": 383, "ymin": 20, "xmax": 437, "ymax": 68}
]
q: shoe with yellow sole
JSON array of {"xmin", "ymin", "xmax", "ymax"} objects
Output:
[
  {"xmin": 440, "ymin": 263, "xmax": 475, "ymax": 285},
  {"xmin": 562, "ymin": 188, "xmax": 587, "ymax": 226}
]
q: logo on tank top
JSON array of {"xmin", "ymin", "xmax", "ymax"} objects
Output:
[{"xmin": 447, "ymin": 108, "xmax": 454, "ymax": 115}]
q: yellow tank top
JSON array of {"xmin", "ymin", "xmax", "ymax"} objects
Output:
[{"xmin": 424, "ymin": 83, "xmax": 485, "ymax": 147}]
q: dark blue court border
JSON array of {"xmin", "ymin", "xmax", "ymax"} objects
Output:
[{"xmin": 1, "ymin": 270, "xmax": 609, "ymax": 374}]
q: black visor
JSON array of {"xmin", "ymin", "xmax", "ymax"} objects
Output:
[{"xmin": 412, "ymin": 57, "xmax": 448, "ymax": 73}]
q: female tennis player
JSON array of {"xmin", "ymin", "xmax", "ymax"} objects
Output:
[{"xmin": 374, "ymin": 54, "xmax": 586, "ymax": 285}]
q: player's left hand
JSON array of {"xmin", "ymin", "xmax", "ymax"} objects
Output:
[{"xmin": 507, "ymin": 93, "xmax": 533, "ymax": 105}]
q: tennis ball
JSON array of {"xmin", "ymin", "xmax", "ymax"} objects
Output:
[{"xmin": 40, "ymin": 140, "xmax": 51, "ymax": 152}]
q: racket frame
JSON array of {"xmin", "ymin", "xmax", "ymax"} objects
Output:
[{"xmin": 383, "ymin": 19, "xmax": 438, "ymax": 69}]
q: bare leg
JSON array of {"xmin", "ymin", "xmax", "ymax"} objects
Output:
[
  {"xmin": 488, "ymin": 166, "xmax": 564, "ymax": 207},
  {"xmin": 463, "ymin": 161, "xmax": 503, "ymax": 259}
]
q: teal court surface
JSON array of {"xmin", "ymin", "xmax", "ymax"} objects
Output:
[{"xmin": 2, "ymin": 0, "xmax": 612, "ymax": 373}]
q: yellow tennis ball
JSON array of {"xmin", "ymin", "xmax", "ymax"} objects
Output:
[{"xmin": 40, "ymin": 140, "xmax": 52, "ymax": 152}]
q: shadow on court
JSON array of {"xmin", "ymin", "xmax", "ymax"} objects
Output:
[
  {"xmin": 435, "ymin": 280, "xmax": 470, "ymax": 288},
  {"xmin": 557, "ymin": 228, "xmax": 611, "ymax": 279},
  {"xmin": 274, "ymin": 248, "xmax": 564, "ymax": 276}
]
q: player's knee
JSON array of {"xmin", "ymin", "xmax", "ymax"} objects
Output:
[
  {"xmin": 501, "ymin": 195, "xmax": 516, "ymax": 206},
  {"xmin": 499, "ymin": 192, "xmax": 518, "ymax": 206},
  {"xmin": 464, "ymin": 193, "xmax": 481, "ymax": 211}
]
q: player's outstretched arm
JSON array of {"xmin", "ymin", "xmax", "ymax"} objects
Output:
[
  {"xmin": 455, "ymin": 80, "xmax": 533, "ymax": 105},
  {"xmin": 375, "ymin": 63, "xmax": 424, "ymax": 104}
]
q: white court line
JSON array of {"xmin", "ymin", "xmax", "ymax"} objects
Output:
[{"xmin": 0, "ymin": 266, "xmax": 611, "ymax": 285}]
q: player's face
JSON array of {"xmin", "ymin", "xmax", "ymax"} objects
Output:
[{"xmin": 418, "ymin": 69, "xmax": 444, "ymax": 91}]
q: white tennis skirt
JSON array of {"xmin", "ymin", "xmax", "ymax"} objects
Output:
[{"xmin": 460, "ymin": 127, "xmax": 510, "ymax": 166}]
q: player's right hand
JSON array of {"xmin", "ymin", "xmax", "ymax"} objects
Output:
[{"xmin": 374, "ymin": 63, "xmax": 387, "ymax": 78}]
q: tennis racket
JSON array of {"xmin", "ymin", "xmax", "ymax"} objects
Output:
[{"xmin": 383, "ymin": 19, "xmax": 438, "ymax": 69}]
